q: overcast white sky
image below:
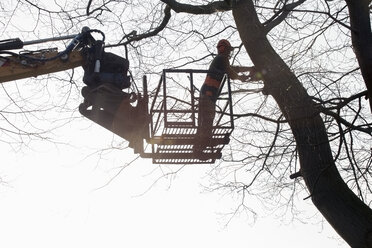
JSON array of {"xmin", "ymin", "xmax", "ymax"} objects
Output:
[{"xmin": 0, "ymin": 120, "xmax": 348, "ymax": 248}]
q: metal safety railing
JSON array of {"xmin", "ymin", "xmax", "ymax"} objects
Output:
[{"xmin": 141, "ymin": 69, "xmax": 234, "ymax": 164}]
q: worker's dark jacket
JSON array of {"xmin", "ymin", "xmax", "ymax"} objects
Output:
[{"xmin": 201, "ymin": 54, "xmax": 230, "ymax": 102}]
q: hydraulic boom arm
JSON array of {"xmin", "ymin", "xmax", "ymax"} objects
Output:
[
  {"xmin": 0, "ymin": 50, "xmax": 84, "ymax": 83},
  {"xmin": 0, "ymin": 28, "xmax": 150, "ymax": 156},
  {"xmin": 0, "ymin": 29, "xmax": 93, "ymax": 83}
]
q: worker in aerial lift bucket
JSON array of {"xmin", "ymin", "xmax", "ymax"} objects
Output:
[{"xmin": 194, "ymin": 39, "xmax": 256, "ymax": 157}]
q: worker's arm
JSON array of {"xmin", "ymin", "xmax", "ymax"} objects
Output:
[
  {"xmin": 229, "ymin": 65, "xmax": 260, "ymax": 82},
  {"xmin": 230, "ymin": 65, "xmax": 255, "ymax": 73}
]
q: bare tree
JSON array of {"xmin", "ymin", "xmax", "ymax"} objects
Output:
[{"xmin": 1, "ymin": 0, "xmax": 372, "ymax": 247}]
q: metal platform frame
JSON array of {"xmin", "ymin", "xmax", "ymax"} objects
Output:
[{"xmin": 140, "ymin": 69, "xmax": 235, "ymax": 164}]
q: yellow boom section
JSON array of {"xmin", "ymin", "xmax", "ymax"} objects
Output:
[{"xmin": 0, "ymin": 50, "xmax": 84, "ymax": 83}]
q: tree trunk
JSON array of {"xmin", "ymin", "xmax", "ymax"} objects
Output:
[
  {"xmin": 345, "ymin": 0, "xmax": 372, "ymax": 114},
  {"xmin": 232, "ymin": 1, "xmax": 372, "ymax": 247}
]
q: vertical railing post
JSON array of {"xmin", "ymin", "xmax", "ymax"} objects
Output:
[
  {"xmin": 227, "ymin": 76, "xmax": 234, "ymax": 129},
  {"xmin": 142, "ymin": 75, "xmax": 150, "ymax": 140},
  {"xmin": 189, "ymin": 71, "xmax": 196, "ymax": 127},
  {"xmin": 162, "ymin": 69, "xmax": 168, "ymax": 126}
]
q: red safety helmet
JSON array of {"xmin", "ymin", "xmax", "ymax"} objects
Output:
[{"xmin": 217, "ymin": 39, "xmax": 233, "ymax": 55}]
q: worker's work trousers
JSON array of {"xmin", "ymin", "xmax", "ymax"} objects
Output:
[{"xmin": 195, "ymin": 94, "xmax": 216, "ymax": 152}]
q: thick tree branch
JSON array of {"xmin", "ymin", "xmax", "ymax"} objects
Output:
[
  {"xmin": 263, "ymin": 0, "xmax": 307, "ymax": 33},
  {"xmin": 86, "ymin": 0, "xmax": 113, "ymax": 17},
  {"xmin": 312, "ymin": 90, "xmax": 368, "ymax": 111},
  {"xmin": 312, "ymin": 91, "xmax": 372, "ymax": 135},
  {"xmin": 86, "ymin": 0, "xmax": 93, "ymax": 15},
  {"xmin": 233, "ymin": 112, "xmax": 287, "ymax": 123},
  {"xmin": 106, "ymin": 5, "xmax": 171, "ymax": 48},
  {"xmin": 320, "ymin": 107, "xmax": 372, "ymax": 135},
  {"xmin": 160, "ymin": 0, "xmax": 231, "ymax": 14}
]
